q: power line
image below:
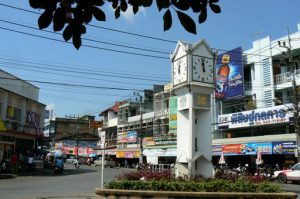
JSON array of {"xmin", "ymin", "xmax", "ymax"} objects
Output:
[
  {"xmin": 0, "ymin": 2, "xmax": 284, "ymax": 60},
  {"xmin": 0, "ymin": 18, "xmax": 170, "ymax": 55},
  {"xmin": 0, "ymin": 26, "xmax": 169, "ymax": 60},
  {"xmin": 0, "ymin": 76, "xmax": 144, "ymax": 92}
]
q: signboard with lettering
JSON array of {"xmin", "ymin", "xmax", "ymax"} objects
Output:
[
  {"xmin": 169, "ymin": 96, "xmax": 177, "ymax": 134},
  {"xmin": 273, "ymin": 141, "xmax": 297, "ymax": 154},
  {"xmin": 218, "ymin": 105, "xmax": 293, "ymax": 129}
]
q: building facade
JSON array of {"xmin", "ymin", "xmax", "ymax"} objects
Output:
[
  {"xmin": 0, "ymin": 70, "xmax": 45, "ymax": 163},
  {"xmin": 212, "ymin": 23, "xmax": 300, "ymax": 170}
]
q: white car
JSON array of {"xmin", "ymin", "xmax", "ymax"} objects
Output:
[
  {"xmin": 94, "ymin": 158, "xmax": 116, "ymax": 168},
  {"xmin": 273, "ymin": 163, "xmax": 300, "ymax": 183}
]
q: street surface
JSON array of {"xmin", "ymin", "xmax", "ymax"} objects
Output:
[
  {"xmin": 0, "ymin": 164, "xmax": 299, "ymax": 199},
  {"xmin": 0, "ymin": 164, "xmax": 131, "ymax": 199}
]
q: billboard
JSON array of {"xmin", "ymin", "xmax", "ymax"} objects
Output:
[
  {"xmin": 215, "ymin": 47, "xmax": 244, "ymax": 100},
  {"xmin": 169, "ymin": 96, "xmax": 177, "ymax": 134}
]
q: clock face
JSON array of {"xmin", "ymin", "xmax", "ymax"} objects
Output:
[
  {"xmin": 192, "ymin": 56, "xmax": 213, "ymax": 83},
  {"xmin": 173, "ymin": 56, "xmax": 187, "ymax": 85}
]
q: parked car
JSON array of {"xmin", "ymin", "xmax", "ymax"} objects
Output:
[
  {"xmin": 94, "ymin": 158, "xmax": 116, "ymax": 168},
  {"xmin": 273, "ymin": 163, "xmax": 300, "ymax": 183}
]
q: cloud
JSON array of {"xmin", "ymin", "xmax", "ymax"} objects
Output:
[
  {"xmin": 122, "ymin": 6, "xmax": 146, "ymax": 22},
  {"xmin": 108, "ymin": 4, "xmax": 146, "ymax": 23}
]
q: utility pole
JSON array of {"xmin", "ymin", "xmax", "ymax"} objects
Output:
[
  {"xmin": 278, "ymin": 27, "xmax": 300, "ymax": 162},
  {"xmin": 134, "ymin": 92, "xmax": 143, "ymax": 165},
  {"xmin": 65, "ymin": 115, "xmax": 80, "ymax": 159}
]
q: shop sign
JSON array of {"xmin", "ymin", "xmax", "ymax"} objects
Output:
[
  {"xmin": 143, "ymin": 149, "xmax": 176, "ymax": 157},
  {"xmin": 213, "ymin": 142, "xmax": 272, "ymax": 156},
  {"xmin": 218, "ymin": 105, "xmax": 292, "ymax": 129},
  {"xmin": 212, "ymin": 145, "xmax": 222, "ymax": 155},
  {"xmin": 78, "ymin": 147, "xmax": 88, "ymax": 156},
  {"xmin": 273, "ymin": 141, "xmax": 297, "ymax": 154},
  {"xmin": 143, "ymin": 137, "xmax": 155, "ymax": 146},
  {"xmin": 116, "ymin": 151, "xmax": 140, "ymax": 158},
  {"xmin": 169, "ymin": 96, "xmax": 177, "ymax": 134}
]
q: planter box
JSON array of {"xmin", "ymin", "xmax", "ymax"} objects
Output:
[{"xmin": 95, "ymin": 188, "xmax": 297, "ymax": 199}]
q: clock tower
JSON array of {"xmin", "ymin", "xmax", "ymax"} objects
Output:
[{"xmin": 171, "ymin": 39, "xmax": 215, "ymax": 178}]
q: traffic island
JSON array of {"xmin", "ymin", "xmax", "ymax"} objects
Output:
[{"xmin": 95, "ymin": 188, "xmax": 297, "ymax": 199}]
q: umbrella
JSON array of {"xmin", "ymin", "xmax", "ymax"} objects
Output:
[
  {"xmin": 218, "ymin": 151, "xmax": 225, "ymax": 165},
  {"xmin": 255, "ymin": 150, "xmax": 263, "ymax": 165},
  {"xmin": 89, "ymin": 154, "xmax": 97, "ymax": 158}
]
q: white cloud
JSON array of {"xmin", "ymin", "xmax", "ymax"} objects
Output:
[
  {"xmin": 108, "ymin": 4, "xmax": 146, "ymax": 23},
  {"xmin": 122, "ymin": 5, "xmax": 146, "ymax": 22}
]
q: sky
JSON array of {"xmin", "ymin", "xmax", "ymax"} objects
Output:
[{"xmin": 0, "ymin": 0, "xmax": 299, "ymax": 119}]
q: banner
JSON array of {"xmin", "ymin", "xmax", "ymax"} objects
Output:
[
  {"xmin": 169, "ymin": 96, "xmax": 177, "ymax": 134},
  {"xmin": 273, "ymin": 141, "xmax": 297, "ymax": 154},
  {"xmin": 213, "ymin": 142, "xmax": 272, "ymax": 156},
  {"xmin": 215, "ymin": 47, "xmax": 244, "ymax": 100}
]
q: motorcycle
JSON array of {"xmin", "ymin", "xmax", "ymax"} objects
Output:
[{"xmin": 73, "ymin": 159, "xmax": 80, "ymax": 168}]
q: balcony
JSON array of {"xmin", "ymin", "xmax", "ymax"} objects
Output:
[{"xmin": 274, "ymin": 71, "xmax": 293, "ymax": 84}]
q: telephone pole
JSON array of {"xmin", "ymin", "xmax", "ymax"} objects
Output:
[
  {"xmin": 65, "ymin": 115, "xmax": 80, "ymax": 159},
  {"xmin": 278, "ymin": 28, "xmax": 300, "ymax": 162},
  {"xmin": 133, "ymin": 92, "xmax": 143, "ymax": 165}
]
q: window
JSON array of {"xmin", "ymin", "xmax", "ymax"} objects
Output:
[
  {"xmin": 6, "ymin": 106, "xmax": 21, "ymax": 121},
  {"xmin": 195, "ymin": 137, "xmax": 198, "ymax": 151}
]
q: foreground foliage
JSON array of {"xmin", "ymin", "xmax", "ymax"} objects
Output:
[
  {"xmin": 29, "ymin": 0, "xmax": 221, "ymax": 49},
  {"xmin": 107, "ymin": 170, "xmax": 281, "ymax": 193}
]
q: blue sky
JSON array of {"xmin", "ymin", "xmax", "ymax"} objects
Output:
[{"xmin": 0, "ymin": 1, "xmax": 299, "ymax": 118}]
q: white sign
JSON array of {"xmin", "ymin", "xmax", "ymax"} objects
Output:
[
  {"xmin": 218, "ymin": 105, "xmax": 293, "ymax": 129},
  {"xmin": 177, "ymin": 94, "xmax": 190, "ymax": 111}
]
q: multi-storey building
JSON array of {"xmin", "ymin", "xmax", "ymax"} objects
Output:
[
  {"xmin": 52, "ymin": 115, "xmax": 101, "ymax": 160},
  {"xmin": 212, "ymin": 23, "xmax": 300, "ymax": 170},
  {"xmin": 0, "ymin": 70, "xmax": 45, "ymax": 163}
]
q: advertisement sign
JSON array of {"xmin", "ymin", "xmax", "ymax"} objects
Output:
[
  {"xmin": 169, "ymin": 96, "xmax": 177, "ymax": 134},
  {"xmin": 143, "ymin": 137, "xmax": 155, "ymax": 145},
  {"xmin": 213, "ymin": 142, "xmax": 272, "ymax": 156},
  {"xmin": 273, "ymin": 141, "xmax": 297, "ymax": 154},
  {"xmin": 116, "ymin": 151, "xmax": 140, "ymax": 158},
  {"xmin": 218, "ymin": 105, "xmax": 293, "ymax": 129},
  {"xmin": 215, "ymin": 47, "xmax": 244, "ymax": 100}
]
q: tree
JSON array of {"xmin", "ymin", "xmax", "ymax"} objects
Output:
[{"xmin": 29, "ymin": 0, "xmax": 221, "ymax": 49}]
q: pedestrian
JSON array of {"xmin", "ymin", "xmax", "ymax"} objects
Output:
[
  {"xmin": 11, "ymin": 152, "xmax": 19, "ymax": 174},
  {"xmin": 124, "ymin": 159, "xmax": 128, "ymax": 168}
]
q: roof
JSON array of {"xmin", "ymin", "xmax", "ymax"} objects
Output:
[{"xmin": 99, "ymin": 100, "xmax": 127, "ymax": 116}]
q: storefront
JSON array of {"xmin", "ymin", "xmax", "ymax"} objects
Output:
[{"xmin": 212, "ymin": 141, "xmax": 298, "ymax": 171}]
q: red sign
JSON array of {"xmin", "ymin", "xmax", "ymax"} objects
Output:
[{"xmin": 222, "ymin": 144, "xmax": 243, "ymax": 155}]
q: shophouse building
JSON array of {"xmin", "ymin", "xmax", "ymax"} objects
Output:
[
  {"xmin": 0, "ymin": 69, "xmax": 45, "ymax": 162},
  {"xmin": 52, "ymin": 115, "xmax": 101, "ymax": 162},
  {"xmin": 212, "ymin": 23, "xmax": 300, "ymax": 170},
  {"xmin": 144, "ymin": 83, "xmax": 177, "ymax": 164}
]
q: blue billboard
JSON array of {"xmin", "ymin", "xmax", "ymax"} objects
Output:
[{"xmin": 215, "ymin": 47, "xmax": 244, "ymax": 100}]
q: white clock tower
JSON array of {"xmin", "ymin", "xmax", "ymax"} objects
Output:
[{"xmin": 172, "ymin": 39, "xmax": 215, "ymax": 178}]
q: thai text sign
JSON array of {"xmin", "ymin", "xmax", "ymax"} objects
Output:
[
  {"xmin": 218, "ymin": 105, "xmax": 292, "ymax": 129},
  {"xmin": 273, "ymin": 141, "xmax": 297, "ymax": 154}
]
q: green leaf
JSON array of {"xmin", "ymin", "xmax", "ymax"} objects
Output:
[
  {"xmin": 209, "ymin": 1, "xmax": 221, "ymax": 13},
  {"xmin": 38, "ymin": 10, "xmax": 53, "ymax": 29},
  {"xmin": 29, "ymin": 0, "xmax": 44, "ymax": 9},
  {"xmin": 53, "ymin": 8, "xmax": 65, "ymax": 31},
  {"xmin": 63, "ymin": 24, "xmax": 73, "ymax": 41},
  {"xmin": 142, "ymin": 0, "xmax": 153, "ymax": 7},
  {"xmin": 163, "ymin": 9, "xmax": 172, "ymax": 31},
  {"xmin": 156, "ymin": 0, "xmax": 170, "ymax": 12},
  {"xmin": 92, "ymin": 6, "xmax": 106, "ymax": 21},
  {"xmin": 133, "ymin": 5, "xmax": 139, "ymax": 14},
  {"xmin": 176, "ymin": 10, "xmax": 196, "ymax": 34},
  {"xmin": 173, "ymin": 0, "xmax": 190, "ymax": 11},
  {"xmin": 72, "ymin": 32, "xmax": 82, "ymax": 49},
  {"xmin": 112, "ymin": 0, "xmax": 118, "ymax": 9},
  {"xmin": 92, "ymin": 0, "xmax": 105, "ymax": 6},
  {"xmin": 115, "ymin": 6, "xmax": 121, "ymax": 19},
  {"xmin": 83, "ymin": 8, "xmax": 93, "ymax": 23},
  {"xmin": 198, "ymin": 9, "xmax": 207, "ymax": 23},
  {"xmin": 120, "ymin": 0, "xmax": 128, "ymax": 12}
]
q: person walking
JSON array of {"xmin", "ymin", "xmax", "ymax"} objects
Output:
[{"xmin": 11, "ymin": 152, "xmax": 19, "ymax": 174}]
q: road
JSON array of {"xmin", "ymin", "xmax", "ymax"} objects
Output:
[
  {"xmin": 0, "ymin": 164, "xmax": 299, "ymax": 199},
  {"xmin": 0, "ymin": 164, "xmax": 132, "ymax": 199}
]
